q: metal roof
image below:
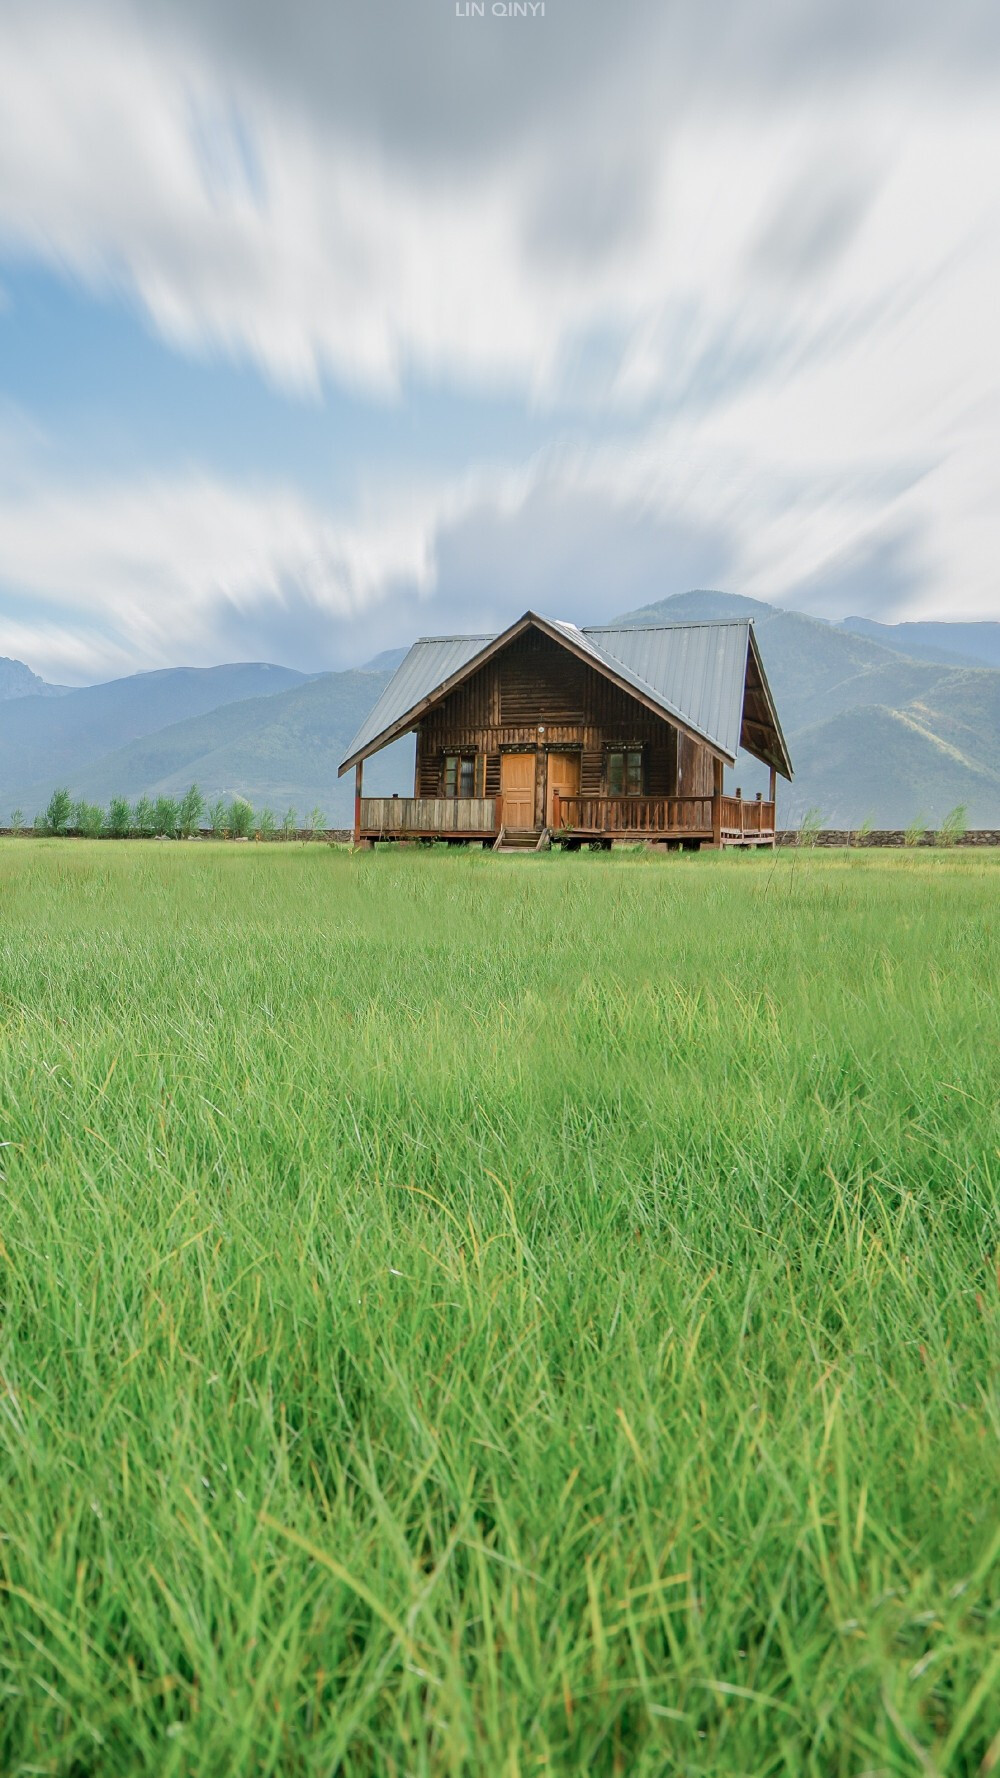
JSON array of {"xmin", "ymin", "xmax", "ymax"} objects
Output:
[
  {"xmin": 340, "ymin": 612, "xmax": 786, "ymax": 773},
  {"xmin": 585, "ymin": 621, "xmax": 751, "ymax": 759}
]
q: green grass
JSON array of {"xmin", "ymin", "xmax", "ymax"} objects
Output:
[{"xmin": 0, "ymin": 840, "xmax": 998, "ymax": 1776}]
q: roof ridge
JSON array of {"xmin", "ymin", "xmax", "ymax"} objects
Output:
[
  {"xmin": 583, "ymin": 619, "xmax": 751, "ymax": 633},
  {"xmin": 412, "ymin": 632, "xmax": 494, "ymax": 645}
]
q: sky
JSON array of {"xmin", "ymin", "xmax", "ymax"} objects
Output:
[{"xmin": 0, "ymin": 0, "xmax": 998, "ymax": 684}]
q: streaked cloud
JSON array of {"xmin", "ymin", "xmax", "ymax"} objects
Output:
[{"xmin": 0, "ymin": 0, "xmax": 998, "ymax": 675}]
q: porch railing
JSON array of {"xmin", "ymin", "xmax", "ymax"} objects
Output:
[
  {"xmin": 553, "ymin": 794, "xmax": 714, "ymax": 835},
  {"xmin": 554, "ymin": 793, "xmax": 776, "ymax": 842},
  {"xmin": 359, "ymin": 796, "xmax": 499, "ymax": 838},
  {"xmin": 720, "ymin": 796, "xmax": 776, "ymax": 840}
]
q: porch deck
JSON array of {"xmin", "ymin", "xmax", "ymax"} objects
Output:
[{"xmin": 358, "ymin": 792, "xmax": 776, "ymax": 847}]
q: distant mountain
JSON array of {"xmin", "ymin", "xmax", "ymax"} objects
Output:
[
  {"xmin": 839, "ymin": 616, "xmax": 1000, "ymax": 671},
  {"xmin": 361, "ymin": 646, "xmax": 409, "ymax": 673},
  {"xmin": 789, "ymin": 704, "xmax": 1000, "ymax": 826},
  {"xmin": 0, "ymin": 657, "xmax": 70, "ymax": 700},
  {"xmin": 1, "ymin": 662, "xmax": 309, "ymax": 815},
  {"xmin": 616, "ymin": 591, "xmax": 1000, "ymax": 825},
  {"xmin": 21, "ymin": 669, "xmax": 407, "ymax": 826}
]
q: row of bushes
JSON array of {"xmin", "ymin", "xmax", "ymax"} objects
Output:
[{"xmin": 12, "ymin": 786, "xmax": 329, "ymax": 840}]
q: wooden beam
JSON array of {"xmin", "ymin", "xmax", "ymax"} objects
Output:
[
  {"xmin": 353, "ymin": 761, "xmax": 363, "ymax": 848},
  {"xmin": 711, "ymin": 757, "xmax": 724, "ymax": 850},
  {"xmin": 769, "ymin": 765, "xmax": 777, "ymax": 804}
]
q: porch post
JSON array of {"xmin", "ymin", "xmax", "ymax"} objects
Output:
[
  {"xmin": 354, "ymin": 760, "xmax": 364, "ymax": 847},
  {"xmin": 711, "ymin": 757, "xmax": 723, "ymax": 849},
  {"xmin": 768, "ymin": 765, "xmax": 777, "ymax": 807}
]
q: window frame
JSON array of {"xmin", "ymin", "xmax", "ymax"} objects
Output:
[
  {"xmin": 604, "ymin": 745, "xmax": 645, "ymax": 797},
  {"xmin": 443, "ymin": 751, "xmax": 486, "ymax": 799}
]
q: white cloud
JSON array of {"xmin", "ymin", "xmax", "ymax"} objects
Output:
[{"xmin": 0, "ymin": 473, "xmax": 442, "ymax": 678}]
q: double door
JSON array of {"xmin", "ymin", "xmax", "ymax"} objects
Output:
[{"xmin": 499, "ymin": 750, "xmax": 581, "ymax": 829}]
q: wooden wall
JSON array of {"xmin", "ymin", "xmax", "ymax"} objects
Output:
[{"xmin": 414, "ymin": 628, "xmax": 715, "ymax": 812}]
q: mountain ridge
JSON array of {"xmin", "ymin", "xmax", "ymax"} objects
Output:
[
  {"xmin": 0, "ymin": 656, "xmax": 71, "ymax": 700},
  {"xmin": 838, "ymin": 616, "xmax": 1000, "ymax": 670}
]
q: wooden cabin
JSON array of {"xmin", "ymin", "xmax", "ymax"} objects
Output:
[{"xmin": 339, "ymin": 611, "xmax": 792, "ymax": 850}]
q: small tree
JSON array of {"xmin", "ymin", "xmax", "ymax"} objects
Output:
[
  {"xmin": 73, "ymin": 800, "xmax": 105, "ymax": 838},
  {"xmin": 281, "ymin": 806, "xmax": 298, "ymax": 840},
  {"xmin": 936, "ymin": 804, "xmax": 967, "ymax": 848},
  {"xmin": 229, "ymin": 797, "xmax": 254, "ymax": 838},
  {"xmin": 178, "ymin": 783, "xmax": 205, "ymax": 837},
  {"xmin": 10, "ymin": 808, "xmax": 24, "ymax": 835},
  {"xmin": 44, "ymin": 787, "xmax": 72, "ymax": 835},
  {"xmin": 308, "ymin": 806, "xmax": 326, "ymax": 840},
  {"xmin": 132, "ymin": 796, "xmax": 156, "ymax": 838},
  {"xmin": 153, "ymin": 796, "xmax": 179, "ymax": 838},
  {"xmin": 256, "ymin": 807, "xmax": 277, "ymax": 841},
  {"xmin": 903, "ymin": 814, "xmax": 926, "ymax": 848},
  {"xmin": 208, "ymin": 797, "xmax": 229, "ymax": 837},
  {"xmin": 105, "ymin": 796, "xmax": 132, "ymax": 838},
  {"xmin": 851, "ymin": 814, "xmax": 874, "ymax": 848}
]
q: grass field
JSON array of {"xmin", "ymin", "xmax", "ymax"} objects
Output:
[{"xmin": 0, "ymin": 840, "xmax": 998, "ymax": 1776}]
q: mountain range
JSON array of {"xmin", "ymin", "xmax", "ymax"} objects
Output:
[{"xmin": 2, "ymin": 595, "xmax": 998, "ymax": 827}]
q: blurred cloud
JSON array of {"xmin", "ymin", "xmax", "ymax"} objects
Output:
[{"xmin": 0, "ymin": 0, "xmax": 998, "ymax": 675}]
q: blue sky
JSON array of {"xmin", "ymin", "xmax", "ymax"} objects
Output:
[{"xmin": 0, "ymin": 0, "xmax": 998, "ymax": 683}]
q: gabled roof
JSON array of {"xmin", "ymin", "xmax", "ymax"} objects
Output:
[{"xmin": 339, "ymin": 611, "xmax": 792, "ymax": 777}]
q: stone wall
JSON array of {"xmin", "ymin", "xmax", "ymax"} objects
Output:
[{"xmin": 775, "ymin": 829, "xmax": 1000, "ymax": 849}]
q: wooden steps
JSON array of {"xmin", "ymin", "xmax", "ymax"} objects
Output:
[{"xmin": 496, "ymin": 827, "xmax": 542, "ymax": 852}]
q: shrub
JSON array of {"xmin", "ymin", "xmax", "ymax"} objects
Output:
[
  {"xmin": 44, "ymin": 788, "xmax": 72, "ymax": 835},
  {"xmin": 281, "ymin": 807, "xmax": 298, "ymax": 840},
  {"xmin": 153, "ymin": 797, "xmax": 179, "ymax": 838},
  {"xmin": 256, "ymin": 807, "xmax": 277, "ymax": 841},
  {"xmin": 229, "ymin": 797, "xmax": 255, "ymax": 839},
  {"xmin": 308, "ymin": 806, "xmax": 326, "ymax": 840},
  {"xmin": 178, "ymin": 783, "xmax": 205, "ymax": 838},
  {"xmin": 936, "ymin": 804, "xmax": 967, "ymax": 848},
  {"xmin": 10, "ymin": 808, "xmax": 24, "ymax": 835},
  {"xmin": 797, "ymin": 807, "xmax": 823, "ymax": 847},
  {"xmin": 208, "ymin": 798, "xmax": 229, "ymax": 838},
  {"xmin": 73, "ymin": 801, "xmax": 105, "ymax": 839},
  {"xmin": 105, "ymin": 796, "xmax": 132, "ymax": 838},
  {"xmin": 903, "ymin": 814, "xmax": 926, "ymax": 848},
  {"xmin": 851, "ymin": 815, "xmax": 874, "ymax": 847},
  {"xmin": 132, "ymin": 796, "xmax": 156, "ymax": 838}
]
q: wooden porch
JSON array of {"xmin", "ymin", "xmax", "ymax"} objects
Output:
[
  {"xmin": 553, "ymin": 792, "xmax": 775, "ymax": 847},
  {"xmin": 356, "ymin": 791, "xmax": 776, "ymax": 848}
]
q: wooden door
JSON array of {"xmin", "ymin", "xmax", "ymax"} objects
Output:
[
  {"xmin": 546, "ymin": 751, "xmax": 581, "ymax": 826},
  {"xmin": 501, "ymin": 752, "xmax": 535, "ymax": 828}
]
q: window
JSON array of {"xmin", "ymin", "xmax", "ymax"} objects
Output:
[
  {"xmin": 606, "ymin": 748, "xmax": 644, "ymax": 796},
  {"xmin": 443, "ymin": 753, "xmax": 484, "ymax": 798}
]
